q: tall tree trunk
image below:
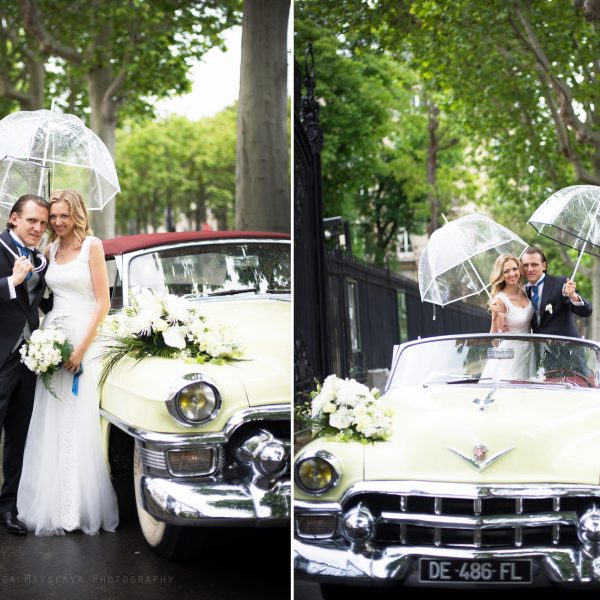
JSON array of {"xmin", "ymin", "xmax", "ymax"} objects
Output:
[
  {"xmin": 235, "ymin": 0, "xmax": 290, "ymax": 233},
  {"xmin": 426, "ymin": 104, "xmax": 440, "ymax": 236},
  {"xmin": 87, "ymin": 66, "xmax": 117, "ymax": 240}
]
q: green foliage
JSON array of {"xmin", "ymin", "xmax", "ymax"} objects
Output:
[
  {"xmin": 0, "ymin": 0, "xmax": 241, "ymax": 120},
  {"xmin": 295, "ymin": 1, "xmax": 479, "ymax": 265},
  {"xmin": 116, "ymin": 106, "xmax": 237, "ymax": 233},
  {"xmin": 296, "ymin": 0, "xmax": 599, "ymax": 303}
]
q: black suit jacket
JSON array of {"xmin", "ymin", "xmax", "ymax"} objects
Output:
[
  {"xmin": 530, "ymin": 273, "xmax": 592, "ymax": 338},
  {"xmin": 0, "ymin": 229, "xmax": 48, "ymax": 369}
]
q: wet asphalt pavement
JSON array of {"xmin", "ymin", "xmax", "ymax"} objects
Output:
[{"xmin": 0, "ymin": 479, "xmax": 291, "ymax": 600}]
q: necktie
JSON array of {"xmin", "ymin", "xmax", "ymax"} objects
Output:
[
  {"xmin": 530, "ymin": 283, "xmax": 539, "ymax": 311},
  {"xmin": 12, "ymin": 239, "xmax": 33, "ymax": 282},
  {"xmin": 530, "ymin": 276, "xmax": 545, "ymax": 316}
]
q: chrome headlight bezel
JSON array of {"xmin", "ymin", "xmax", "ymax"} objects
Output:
[
  {"xmin": 166, "ymin": 373, "xmax": 222, "ymax": 427},
  {"xmin": 294, "ymin": 449, "xmax": 342, "ymax": 496}
]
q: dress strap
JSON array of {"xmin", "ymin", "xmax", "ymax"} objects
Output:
[
  {"xmin": 496, "ymin": 291, "xmax": 512, "ymax": 313},
  {"xmin": 79, "ymin": 236, "xmax": 100, "ymax": 262},
  {"xmin": 49, "ymin": 240, "xmax": 60, "ymax": 261}
]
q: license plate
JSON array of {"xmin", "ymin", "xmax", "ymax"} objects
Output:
[{"xmin": 419, "ymin": 559, "xmax": 532, "ymax": 584}]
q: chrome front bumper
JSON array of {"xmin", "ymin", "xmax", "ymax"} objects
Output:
[
  {"xmin": 294, "ymin": 540, "xmax": 600, "ymax": 587},
  {"xmin": 139, "ymin": 475, "xmax": 291, "ymax": 526},
  {"xmin": 102, "ymin": 407, "xmax": 291, "ymax": 526}
]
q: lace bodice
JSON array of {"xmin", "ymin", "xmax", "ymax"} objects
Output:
[
  {"xmin": 496, "ymin": 290, "xmax": 534, "ymax": 333},
  {"xmin": 46, "ymin": 236, "xmax": 99, "ymax": 314}
]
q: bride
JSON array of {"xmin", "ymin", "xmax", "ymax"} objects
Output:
[
  {"xmin": 17, "ymin": 189, "xmax": 119, "ymax": 535},
  {"xmin": 482, "ymin": 253, "xmax": 535, "ymax": 381}
]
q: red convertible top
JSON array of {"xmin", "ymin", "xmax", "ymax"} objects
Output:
[{"xmin": 102, "ymin": 230, "xmax": 290, "ymax": 257}]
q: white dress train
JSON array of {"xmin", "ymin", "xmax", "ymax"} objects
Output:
[{"xmin": 17, "ymin": 236, "xmax": 119, "ymax": 535}]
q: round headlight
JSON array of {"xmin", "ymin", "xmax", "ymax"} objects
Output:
[
  {"xmin": 167, "ymin": 375, "xmax": 222, "ymax": 426},
  {"xmin": 295, "ymin": 452, "xmax": 340, "ymax": 495},
  {"xmin": 178, "ymin": 382, "xmax": 218, "ymax": 422}
]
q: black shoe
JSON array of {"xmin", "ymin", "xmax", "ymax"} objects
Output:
[{"xmin": 0, "ymin": 511, "xmax": 28, "ymax": 535}]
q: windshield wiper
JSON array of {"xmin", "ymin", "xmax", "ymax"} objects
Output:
[
  {"xmin": 208, "ymin": 288, "xmax": 259, "ymax": 297},
  {"xmin": 266, "ymin": 289, "xmax": 291, "ymax": 294},
  {"xmin": 445, "ymin": 376, "xmax": 493, "ymax": 384}
]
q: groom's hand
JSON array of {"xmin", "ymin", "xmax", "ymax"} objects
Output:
[
  {"xmin": 564, "ymin": 278, "xmax": 581, "ymax": 302},
  {"xmin": 11, "ymin": 256, "xmax": 33, "ymax": 286}
]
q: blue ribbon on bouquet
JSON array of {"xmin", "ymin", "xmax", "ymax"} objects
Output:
[{"xmin": 72, "ymin": 366, "xmax": 83, "ymax": 396}]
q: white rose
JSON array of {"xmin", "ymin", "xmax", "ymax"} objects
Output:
[{"xmin": 329, "ymin": 406, "xmax": 353, "ymax": 430}]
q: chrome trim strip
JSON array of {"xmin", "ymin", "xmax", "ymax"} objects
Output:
[
  {"xmin": 101, "ymin": 403, "xmax": 290, "ymax": 446},
  {"xmin": 295, "ymin": 500, "xmax": 342, "ymax": 512},
  {"xmin": 338, "ymin": 481, "xmax": 600, "ymax": 504},
  {"xmin": 379, "ymin": 510, "xmax": 577, "ymax": 529},
  {"xmin": 138, "ymin": 475, "xmax": 291, "ymax": 525}
]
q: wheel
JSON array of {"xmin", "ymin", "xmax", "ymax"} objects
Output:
[
  {"xmin": 543, "ymin": 368, "xmax": 594, "ymax": 388},
  {"xmin": 133, "ymin": 446, "xmax": 201, "ymax": 559}
]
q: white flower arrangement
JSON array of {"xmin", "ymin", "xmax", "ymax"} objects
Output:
[
  {"xmin": 99, "ymin": 290, "xmax": 242, "ymax": 388},
  {"xmin": 19, "ymin": 325, "xmax": 73, "ymax": 399},
  {"xmin": 297, "ymin": 374, "xmax": 393, "ymax": 443},
  {"xmin": 545, "ymin": 303, "xmax": 553, "ymax": 315}
]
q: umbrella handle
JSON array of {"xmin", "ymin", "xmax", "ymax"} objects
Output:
[{"xmin": 571, "ymin": 241, "xmax": 587, "ymax": 280}]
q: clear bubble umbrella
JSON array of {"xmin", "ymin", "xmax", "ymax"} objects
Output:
[
  {"xmin": 419, "ymin": 214, "xmax": 529, "ymax": 308},
  {"xmin": 0, "ymin": 106, "xmax": 119, "ymax": 209},
  {"xmin": 528, "ymin": 185, "xmax": 600, "ymax": 279},
  {"xmin": 0, "ymin": 155, "xmax": 51, "ymax": 209}
]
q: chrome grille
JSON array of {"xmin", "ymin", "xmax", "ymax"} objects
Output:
[
  {"xmin": 347, "ymin": 493, "xmax": 596, "ymax": 549},
  {"xmin": 139, "ymin": 446, "xmax": 167, "ymax": 471}
]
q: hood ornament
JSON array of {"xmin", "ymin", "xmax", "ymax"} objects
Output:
[
  {"xmin": 449, "ymin": 445, "xmax": 514, "ymax": 472},
  {"xmin": 472, "ymin": 386, "xmax": 497, "ymax": 412}
]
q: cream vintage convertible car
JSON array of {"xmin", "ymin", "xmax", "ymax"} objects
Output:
[
  {"xmin": 295, "ymin": 333, "xmax": 600, "ymax": 595},
  {"xmin": 100, "ymin": 231, "xmax": 291, "ymax": 557}
]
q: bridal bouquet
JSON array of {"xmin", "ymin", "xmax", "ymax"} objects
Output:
[
  {"xmin": 296, "ymin": 375, "xmax": 393, "ymax": 443},
  {"xmin": 99, "ymin": 290, "xmax": 242, "ymax": 388},
  {"xmin": 20, "ymin": 326, "xmax": 73, "ymax": 399}
]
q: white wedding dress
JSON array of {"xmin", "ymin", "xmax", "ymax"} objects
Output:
[
  {"xmin": 481, "ymin": 291, "xmax": 536, "ymax": 382},
  {"xmin": 17, "ymin": 236, "xmax": 119, "ymax": 535}
]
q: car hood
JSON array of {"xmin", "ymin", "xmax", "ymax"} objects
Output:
[
  {"xmin": 364, "ymin": 385, "xmax": 600, "ymax": 485},
  {"xmin": 101, "ymin": 298, "xmax": 290, "ymax": 432},
  {"xmin": 190, "ymin": 297, "xmax": 291, "ymax": 407}
]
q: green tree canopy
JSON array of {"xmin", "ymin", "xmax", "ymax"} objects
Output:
[{"xmin": 116, "ymin": 106, "xmax": 237, "ymax": 234}]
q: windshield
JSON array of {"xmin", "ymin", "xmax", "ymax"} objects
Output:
[
  {"xmin": 388, "ymin": 336, "xmax": 600, "ymax": 390},
  {"xmin": 127, "ymin": 241, "xmax": 290, "ymax": 299}
]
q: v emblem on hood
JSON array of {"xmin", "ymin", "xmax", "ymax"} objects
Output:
[{"xmin": 448, "ymin": 445, "xmax": 514, "ymax": 472}]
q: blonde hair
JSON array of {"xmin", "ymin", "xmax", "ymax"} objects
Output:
[
  {"xmin": 488, "ymin": 253, "xmax": 525, "ymax": 308},
  {"xmin": 47, "ymin": 189, "xmax": 93, "ymax": 246}
]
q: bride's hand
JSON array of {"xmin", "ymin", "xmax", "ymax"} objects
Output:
[
  {"xmin": 65, "ymin": 346, "xmax": 85, "ymax": 372},
  {"xmin": 491, "ymin": 299, "xmax": 507, "ymax": 317}
]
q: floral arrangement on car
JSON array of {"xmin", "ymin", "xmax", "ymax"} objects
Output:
[
  {"xmin": 20, "ymin": 325, "xmax": 73, "ymax": 400},
  {"xmin": 296, "ymin": 374, "xmax": 393, "ymax": 443},
  {"xmin": 98, "ymin": 289, "xmax": 243, "ymax": 388}
]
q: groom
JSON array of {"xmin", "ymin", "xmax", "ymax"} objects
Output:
[
  {"xmin": 0, "ymin": 194, "xmax": 49, "ymax": 535},
  {"xmin": 521, "ymin": 246, "xmax": 592, "ymax": 337}
]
